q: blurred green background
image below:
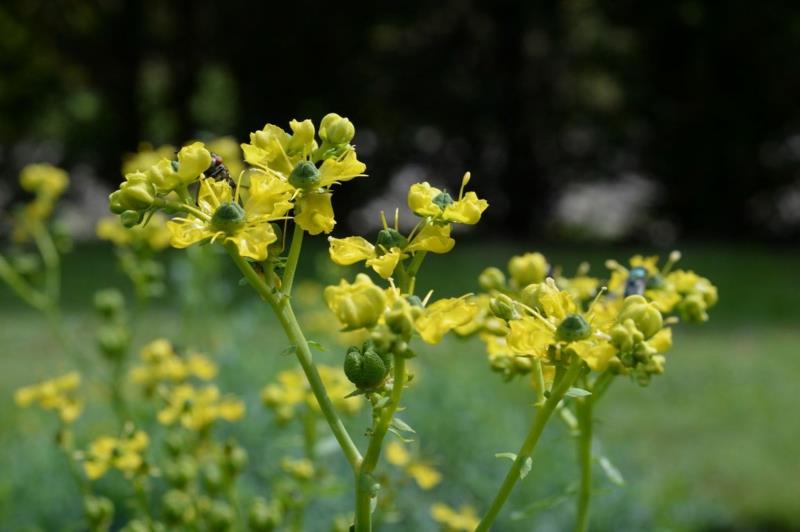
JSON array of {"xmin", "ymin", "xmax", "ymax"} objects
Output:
[{"xmin": 1, "ymin": 242, "xmax": 798, "ymax": 531}]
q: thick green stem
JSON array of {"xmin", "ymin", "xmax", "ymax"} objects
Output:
[
  {"xmin": 226, "ymin": 244, "xmax": 362, "ymax": 470},
  {"xmin": 575, "ymin": 397, "xmax": 594, "ymax": 532},
  {"xmin": 282, "ymin": 224, "xmax": 304, "ymax": 295},
  {"xmin": 476, "ymin": 357, "xmax": 585, "ymax": 532}
]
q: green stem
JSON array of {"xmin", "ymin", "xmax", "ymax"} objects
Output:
[
  {"xmin": 476, "ymin": 356, "xmax": 585, "ymax": 532},
  {"xmin": 532, "ymin": 359, "xmax": 547, "ymax": 406},
  {"xmin": 226, "ymin": 244, "xmax": 362, "ymax": 470},
  {"xmin": 406, "ymin": 251, "xmax": 427, "ymax": 279},
  {"xmin": 575, "ymin": 397, "xmax": 594, "ymax": 532},
  {"xmin": 281, "ymin": 224, "xmax": 304, "ymax": 295},
  {"xmin": 354, "ymin": 357, "xmax": 407, "ymax": 531},
  {"xmin": 156, "ymin": 198, "xmax": 211, "ymax": 222},
  {"xmin": 32, "ymin": 223, "xmax": 60, "ymax": 303},
  {"xmin": 0, "ymin": 254, "xmax": 50, "ymax": 309}
]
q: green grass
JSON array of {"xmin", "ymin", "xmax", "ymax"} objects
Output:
[{"xmin": 1, "ymin": 243, "xmax": 798, "ymax": 531}]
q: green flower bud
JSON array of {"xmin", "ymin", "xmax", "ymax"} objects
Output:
[
  {"xmin": 478, "ymin": 267, "xmax": 506, "ymax": 291},
  {"xmin": 618, "ymin": 295, "xmax": 663, "ymax": 339},
  {"xmin": 84, "ymin": 495, "xmax": 114, "ymax": 529},
  {"xmin": 115, "ymin": 179, "xmax": 156, "ymax": 211},
  {"xmin": 508, "ymin": 252, "xmax": 549, "ymax": 287},
  {"xmin": 207, "ymin": 500, "xmax": 235, "ymax": 532},
  {"xmin": 202, "ymin": 462, "xmax": 224, "ymax": 494},
  {"xmin": 320, "ymin": 113, "xmax": 355, "ymax": 145},
  {"xmin": 120, "ymin": 210, "xmax": 144, "ymax": 228},
  {"xmin": 248, "ymin": 498, "xmax": 282, "ymax": 532},
  {"xmin": 94, "ymin": 289, "xmax": 124, "ymax": 318},
  {"xmin": 384, "ymin": 301, "xmax": 414, "ymax": 337},
  {"xmin": 678, "ymin": 293, "xmax": 709, "ymax": 323},
  {"xmin": 489, "ymin": 294, "xmax": 519, "ymax": 321},
  {"xmin": 164, "ymin": 455, "xmax": 197, "ymax": 488},
  {"xmin": 344, "ymin": 345, "xmax": 389, "ymax": 389},
  {"xmin": 162, "ymin": 490, "xmax": 194, "ymax": 526},
  {"xmin": 96, "ymin": 324, "xmax": 130, "ymax": 359},
  {"xmin": 222, "ymin": 441, "xmax": 248, "ymax": 477},
  {"xmin": 288, "ymin": 161, "xmax": 321, "ymax": 190},
  {"xmin": 555, "ymin": 314, "xmax": 592, "ymax": 342},
  {"xmin": 211, "ymin": 202, "xmax": 246, "ymax": 234},
  {"xmin": 376, "ymin": 228, "xmax": 407, "ymax": 251}
]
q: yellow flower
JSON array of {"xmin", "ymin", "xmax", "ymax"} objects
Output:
[
  {"xmin": 415, "ymin": 297, "xmax": 479, "ymax": 344},
  {"xmin": 167, "ymin": 175, "xmax": 291, "ymax": 261},
  {"xmin": 508, "ymin": 252, "xmax": 549, "ymax": 288},
  {"xmin": 324, "ymin": 274, "xmax": 388, "ymax": 330},
  {"xmin": 19, "ymin": 164, "xmax": 69, "ymax": 198},
  {"xmin": 430, "ymin": 503, "xmax": 480, "ymax": 532},
  {"xmin": 176, "ymin": 142, "xmax": 212, "ymax": 183},
  {"xmin": 328, "ymin": 235, "xmax": 409, "ymax": 279},
  {"xmin": 157, "ymin": 384, "xmax": 244, "ymax": 430},
  {"xmin": 14, "ymin": 371, "xmax": 82, "ymax": 423},
  {"xmin": 569, "ymin": 341, "xmax": 617, "ymax": 372},
  {"xmin": 281, "ymin": 457, "xmax": 315, "ymax": 481},
  {"xmin": 406, "ymin": 223, "xmax": 455, "ymax": 254},
  {"xmin": 408, "ymin": 463, "xmax": 442, "ymax": 490},
  {"xmin": 294, "ymin": 191, "xmax": 335, "ymax": 235},
  {"xmin": 506, "ymin": 316, "xmax": 554, "ymax": 359},
  {"xmin": 386, "ymin": 442, "xmax": 442, "ymax": 490},
  {"xmin": 83, "ymin": 430, "xmax": 149, "ymax": 480},
  {"xmin": 407, "ymin": 173, "xmax": 488, "ymax": 225}
]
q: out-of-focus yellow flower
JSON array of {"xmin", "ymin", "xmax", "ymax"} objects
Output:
[
  {"xmin": 20, "ymin": 164, "xmax": 69, "ymax": 197},
  {"xmin": 281, "ymin": 457, "xmax": 315, "ymax": 481},
  {"xmin": 14, "ymin": 371, "xmax": 82, "ymax": 423},
  {"xmin": 129, "ymin": 339, "xmax": 217, "ymax": 388},
  {"xmin": 324, "ymin": 273, "xmax": 388, "ymax": 330},
  {"xmin": 157, "ymin": 384, "xmax": 244, "ymax": 430},
  {"xmin": 261, "ymin": 365, "xmax": 363, "ymax": 421},
  {"xmin": 96, "ymin": 214, "xmax": 171, "ymax": 251},
  {"xmin": 386, "ymin": 442, "xmax": 442, "ymax": 490},
  {"xmin": 430, "ymin": 503, "xmax": 480, "ymax": 532},
  {"xmin": 508, "ymin": 252, "xmax": 549, "ymax": 288},
  {"xmin": 123, "ymin": 144, "xmax": 176, "ymax": 175},
  {"xmin": 407, "ymin": 173, "xmax": 487, "ymax": 225},
  {"xmin": 415, "ymin": 297, "xmax": 479, "ymax": 344},
  {"xmin": 167, "ymin": 174, "xmax": 292, "ymax": 261},
  {"xmin": 83, "ymin": 430, "xmax": 149, "ymax": 480}
]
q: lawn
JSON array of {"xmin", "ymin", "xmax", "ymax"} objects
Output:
[{"xmin": 1, "ymin": 242, "xmax": 798, "ymax": 531}]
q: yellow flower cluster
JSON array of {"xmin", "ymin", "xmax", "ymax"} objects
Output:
[
  {"xmin": 261, "ymin": 365, "xmax": 363, "ymax": 422},
  {"xmin": 14, "ymin": 371, "xmax": 82, "ymax": 423},
  {"xmin": 129, "ymin": 339, "xmax": 217, "ymax": 390},
  {"xmin": 467, "ymin": 251, "xmax": 716, "ymax": 386},
  {"xmin": 12, "ymin": 164, "xmax": 69, "ymax": 242},
  {"xmin": 108, "ymin": 114, "xmax": 365, "ymax": 261},
  {"xmin": 83, "ymin": 428, "xmax": 149, "ymax": 480},
  {"xmin": 324, "ymin": 273, "xmax": 478, "ymax": 344},
  {"xmin": 96, "ymin": 213, "xmax": 171, "ymax": 252},
  {"xmin": 328, "ymin": 173, "xmax": 488, "ymax": 279},
  {"xmin": 430, "ymin": 502, "xmax": 480, "ymax": 531},
  {"xmin": 158, "ymin": 384, "xmax": 245, "ymax": 431},
  {"xmin": 385, "ymin": 441, "xmax": 442, "ymax": 490}
]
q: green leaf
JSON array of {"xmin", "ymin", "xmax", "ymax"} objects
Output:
[
  {"xmin": 387, "ymin": 427, "xmax": 415, "ymax": 443},
  {"xmin": 565, "ymin": 387, "xmax": 592, "ymax": 398},
  {"xmin": 390, "ymin": 417, "xmax": 416, "ymax": 434},
  {"xmin": 495, "ymin": 452, "xmax": 517, "ymax": 462},
  {"xmin": 280, "ymin": 345, "xmax": 297, "ymax": 357},
  {"xmin": 307, "ymin": 340, "xmax": 327, "ymax": 352},
  {"xmin": 598, "ymin": 455, "xmax": 625, "ymax": 486}
]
